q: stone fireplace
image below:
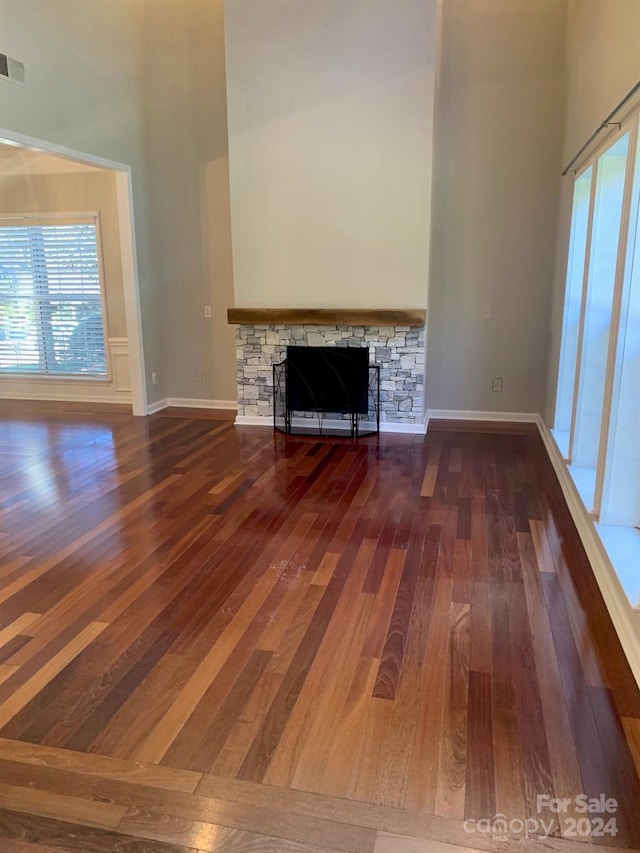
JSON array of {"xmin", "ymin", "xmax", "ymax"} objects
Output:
[{"xmin": 228, "ymin": 309, "xmax": 427, "ymax": 431}]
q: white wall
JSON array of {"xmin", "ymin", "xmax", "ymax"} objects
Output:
[
  {"xmin": 224, "ymin": 0, "xmax": 438, "ymax": 310},
  {"xmin": 427, "ymin": 0, "xmax": 567, "ymax": 414},
  {"xmin": 545, "ymin": 0, "xmax": 640, "ymax": 424}
]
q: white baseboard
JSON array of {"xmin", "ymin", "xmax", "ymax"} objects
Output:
[
  {"xmin": 427, "ymin": 408, "xmax": 539, "ymax": 423},
  {"xmin": 536, "ymin": 415, "xmax": 640, "ymax": 689},
  {"xmin": 234, "ymin": 415, "xmax": 269, "ymax": 427},
  {"xmin": 380, "ymin": 419, "xmax": 428, "ymax": 435},
  {"xmin": 0, "ymin": 390, "xmax": 131, "ymax": 405},
  {"xmin": 147, "ymin": 398, "xmax": 238, "ymax": 415},
  {"xmin": 167, "ymin": 398, "xmax": 238, "ymax": 410},
  {"xmin": 147, "ymin": 398, "xmax": 168, "ymax": 415},
  {"xmin": 234, "ymin": 414, "xmax": 428, "ymax": 435}
]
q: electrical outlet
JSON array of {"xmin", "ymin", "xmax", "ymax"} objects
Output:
[
  {"xmin": 194, "ymin": 368, "xmax": 203, "ymax": 382},
  {"xmin": 151, "ymin": 372, "xmax": 157, "ymax": 385},
  {"xmin": 492, "ymin": 377, "xmax": 503, "ymax": 393},
  {"xmin": 204, "ymin": 306, "xmax": 212, "ymax": 318},
  {"xmin": 483, "ymin": 304, "xmax": 492, "ymax": 320}
]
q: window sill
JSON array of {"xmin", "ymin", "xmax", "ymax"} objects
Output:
[
  {"xmin": 566, "ymin": 462, "xmax": 639, "ymax": 611},
  {"xmin": 551, "ymin": 428, "xmax": 570, "ymax": 459},
  {"xmin": 546, "ymin": 424, "xmax": 640, "ymax": 620},
  {"xmin": 0, "ymin": 374, "xmax": 110, "ymax": 384},
  {"xmin": 596, "ymin": 524, "xmax": 640, "ymax": 611},
  {"xmin": 567, "ymin": 464, "xmax": 597, "ymax": 513}
]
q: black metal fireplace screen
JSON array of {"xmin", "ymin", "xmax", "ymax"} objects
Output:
[{"xmin": 273, "ymin": 346, "xmax": 380, "ymax": 437}]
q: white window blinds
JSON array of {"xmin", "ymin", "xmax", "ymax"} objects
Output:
[{"xmin": 0, "ymin": 217, "xmax": 107, "ymax": 377}]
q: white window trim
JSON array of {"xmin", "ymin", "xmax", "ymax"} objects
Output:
[{"xmin": 554, "ymin": 108, "xmax": 640, "ymax": 625}]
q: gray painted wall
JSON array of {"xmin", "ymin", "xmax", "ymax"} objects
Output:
[
  {"xmin": 140, "ymin": 0, "xmax": 236, "ymax": 404},
  {"xmin": 0, "ymin": 0, "xmax": 164, "ymax": 401},
  {"xmin": 427, "ymin": 0, "xmax": 567, "ymax": 414},
  {"xmin": 0, "ymin": 0, "xmax": 237, "ymax": 406}
]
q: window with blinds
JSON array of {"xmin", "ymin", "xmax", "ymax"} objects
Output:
[{"xmin": 0, "ymin": 217, "xmax": 107, "ymax": 377}]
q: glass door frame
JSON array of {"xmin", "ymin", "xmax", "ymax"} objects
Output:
[
  {"xmin": 562, "ymin": 117, "xmax": 640, "ymax": 517},
  {"xmin": 593, "ymin": 117, "xmax": 639, "ymax": 517}
]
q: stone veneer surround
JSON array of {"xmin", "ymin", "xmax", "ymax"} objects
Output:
[{"xmin": 235, "ymin": 323, "xmax": 426, "ymax": 426}]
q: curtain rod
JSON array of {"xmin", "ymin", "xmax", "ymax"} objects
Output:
[{"xmin": 562, "ymin": 79, "xmax": 640, "ymax": 176}]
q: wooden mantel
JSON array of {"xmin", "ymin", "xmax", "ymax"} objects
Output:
[{"xmin": 227, "ymin": 308, "xmax": 426, "ymax": 326}]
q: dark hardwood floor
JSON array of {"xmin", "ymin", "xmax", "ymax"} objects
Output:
[{"xmin": 0, "ymin": 401, "xmax": 639, "ymax": 853}]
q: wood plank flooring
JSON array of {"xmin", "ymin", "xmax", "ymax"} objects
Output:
[{"xmin": 0, "ymin": 401, "xmax": 639, "ymax": 852}]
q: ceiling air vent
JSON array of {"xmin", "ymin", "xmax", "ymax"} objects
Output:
[{"xmin": 0, "ymin": 52, "xmax": 26, "ymax": 86}]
